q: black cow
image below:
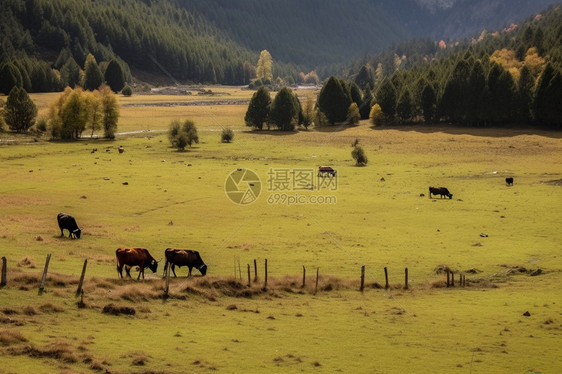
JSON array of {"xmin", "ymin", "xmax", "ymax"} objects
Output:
[
  {"xmin": 116, "ymin": 247, "xmax": 159, "ymax": 280},
  {"xmin": 57, "ymin": 213, "xmax": 82, "ymax": 239},
  {"xmin": 163, "ymin": 248, "xmax": 207, "ymax": 278},
  {"xmin": 429, "ymin": 186, "xmax": 453, "ymax": 199},
  {"xmin": 505, "ymin": 177, "xmax": 514, "ymax": 186}
]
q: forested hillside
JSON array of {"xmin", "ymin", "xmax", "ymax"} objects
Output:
[
  {"xmin": 0, "ymin": 0, "xmax": 258, "ymax": 92},
  {"xmin": 0, "ymin": 0, "xmax": 560, "ymax": 91},
  {"xmin": 347, "ymin": 5, "xmax": 562, "ymax": 128}
]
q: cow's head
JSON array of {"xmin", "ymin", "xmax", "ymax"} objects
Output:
[
  {"xmin": 148, "ymin": 259, "xmax": 158, "ymax": 273},
  {"xmin": 199, "ymin": 263, "xmax": 207, "ymax": 276},
  {"xmin": 448, "ymin": 194, "xmax": 453, "ymax": 199},
  {"xmin": 73, "ymin": 228, "xmax": 82, "ymax": 239}
]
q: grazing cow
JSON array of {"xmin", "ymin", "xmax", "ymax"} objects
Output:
[
  {"xmin": 116, "ymin": 247, "xmax": 159, "ymax": 280},
  {"xmin": 57, "ymin": 213, "xmax": 82, "ymax": 239},
  {"xmin": 318, "ymin": 166, "xmax": 336, "ymax": 177},
  {"xmin": 505, "ymin": 177, "xmax": 514, "ymax": 186},
  {"xmin": 163, "ymin": 248, "xmax": 207, "ymax": 278},
  {"xmin": 429, "ymin": 186, "xmax": 453, "ymax": 199}
]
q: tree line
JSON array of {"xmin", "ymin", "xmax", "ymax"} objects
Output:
[{"xmin": 344, "ymin": 6, "xmax": 562, "ymax": 129}]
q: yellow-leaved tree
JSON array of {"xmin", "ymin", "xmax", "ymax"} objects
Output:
[{"xmin": 256, "ymin": 50, "xmax": 273, "ymax": 83}]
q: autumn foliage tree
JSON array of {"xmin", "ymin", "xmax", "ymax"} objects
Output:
[
  {"xmin": 48, "ymin": 86, "xmax": 119, "ymax": 139},
  {"xmin": 256, "ymin": 50, "xmax": 273, "ymax": 83}
]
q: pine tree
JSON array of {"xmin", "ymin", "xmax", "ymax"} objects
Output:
[
  {"xmin": 375, "ymin": 78, "xmax": 396, "ymax": 124},
  {"xmin": 516, "ymin": 65, "xmax": 535, "ymax": 124},
  {"xmin": 317, "ymin": 76, "xmax": 351, "ymax": 124},
  {"xmin": 396, "ymin": 89, "xmax": 413, "ymax": 124},
  {"xmin": 467, "ymin": 60, "xmax": 487, "ymax": 126},
  {"xmin": 269, "ymin": 87, "xmax": 299, "ymax": 131},
  {"xmin": 245, "ymin": 87, "xmax": 271, "ymax": 130},
  {"xmin": 60, "ymin": 57, "xmax": 82, "ymax": 88},
  {"xmin": 104, "ymin": 60, "xmax": 125, "ymax": 93},
  {"xmin": 0, "ymin": 62, "xmax": 23, "ymax": 95},
  {"xmin": 421, "ymin": 84, "xmax": 436, "ymax": 124},
  {"xmin": 3, "ymin": 86, "xmax": 37, "ymax": 133},
  {"xmin": 441, "ymin": 59, "xmax": 471, "ymax": 123},
  {"xmin": 83, "ymin": 54, "xmax": 103, "ymax": 91},
  {"xmin": 488, "ymin": 63, "xmax": 516, "ymax": 123},
  {"xmin": 354, "ymin": 64, "xmax": 374, "ymax": 91},
  {"xmin": 534, "ymin": 64, "xmax": 562, "ymax": 128},
  {"xmin": 359, "ymin": 85, "xmax": 374, "ymax": 120}
]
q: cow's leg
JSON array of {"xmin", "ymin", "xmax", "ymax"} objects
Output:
[
  {"xmin": 137, "ymin": 267, "xmax": 143, "ymax": 280},
  {"xmin": 125, "ymin": 266, "xmax": 132, "ymax": 278},
  {"xmin": 163, "ymin": 260, "xmax": 168, "ymax": 278},
  {"xmin": 117, "ymin": 264, "xmax": 123, "ymax": 278},
  {"xmin": 188, "ymin": 267, "xmax": 192, "ymax": 278},
  {"xmin": 171, "ymin": 264, "xmax": 177, "ymax": 277}
]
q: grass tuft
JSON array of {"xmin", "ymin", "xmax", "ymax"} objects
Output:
[{"xmin": 0, "ymin": 328, "xmax": 27, "ymax": 346}]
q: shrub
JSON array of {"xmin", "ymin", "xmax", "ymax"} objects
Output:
[
  {"xmin": 121, "ymin": 85, "xmax": 132, "ymax": 96},
  {"xmin": 352, "ymin": 145, "xmax": 368, "ymax": 166},
  {"xmin": 221, "ymin": 128, "xmax": 234, "ymax": 143},
  {"xmin": 35, "ymin": 117, "xmax": 47, "ymax": 132},
  {"xmin": 370, "ymin": 103, "xmax": 386, "ymax": 126},
  {"xmin": 347, "ymin": 102, "xmax": 360, "ymax": 124},
  {"xmin": 168, "ymin": 119, "xmax": 199, "ymax": 151}
]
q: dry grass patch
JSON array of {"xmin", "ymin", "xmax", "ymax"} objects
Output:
[
  {"xmin": 10, "ymin": 340, "xmax": 79, "ymax": 363},
  {"xmin": 17, "ymin": 256, "xmax": 35, "ymax": 268},
  {"xmin": 0, "ymin": 328, "xmax": 27, "ymax": 346},
  {"xmin": 38, "ymin": 303, "xmax": 64, "ymax": 313}
]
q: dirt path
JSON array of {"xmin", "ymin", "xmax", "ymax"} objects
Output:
[{"xmin": 122, "ymin": 99, "xmax": 249, "ymax": 108}]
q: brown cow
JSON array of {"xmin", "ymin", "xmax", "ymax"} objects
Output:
[
  {"xmin": 163, "ymin": 248, "xmax": 207, "ymax": 278},
  {"xmin": 116, "ymin": 247, "xmax": 159, "ymax": 280},
  {"xmin": 318, "ymin": 166, "xmax": 336, "ymax": 177}
]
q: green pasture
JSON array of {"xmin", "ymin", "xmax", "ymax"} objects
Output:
[{"xmin": 0, "ymin": 90, "xmax": 561, "ymax": 373}]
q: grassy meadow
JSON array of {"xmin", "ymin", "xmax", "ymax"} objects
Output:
[{"xmin": 1, "ymin": 87, "xmax": 561, "ymax": 373}]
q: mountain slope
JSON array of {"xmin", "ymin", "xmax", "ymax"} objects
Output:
[{"xmin": 1, "ymin": 0, "xmax": 560, "ymax": 89}]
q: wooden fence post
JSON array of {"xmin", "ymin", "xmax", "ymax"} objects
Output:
[
  {"xmin": 360, "ymin": 265, "xmax": 365, "ymax": 292},
  {"xmin": 384, "ymin": 267, "xmax": 389, "ymax": 290},
  {"xmin": 39, "ymin": 254, "xmax": 51, "ymax": 294},
  {"xmin": 264, "ymin": 258, "xmax": 268, "ymax": 289},
  {"xmin": 253, "ymin": 259, "xmax": 258, "ymax": 282},
  {"xmin": 404, "ymin": 267, "xmax": 408, "ymax": 290},
  {"xmin": 75, "ymin": 259, "xmax": 88, "ymax": 297},
  {"xmin": 247, "ymin": 264, "xmax": 251, "ymax": 287},
  {"xmin": 1, "ymin": 256, "xmax": 6, "ymax": 287},
  {"xmin": 164, "ymin": 261, "xmax": 171, "ymax": 298},
  {"xmin": 302, "ymin": 266, "xmax": 306, "ymax": 288},
  {"xmin": 446, "ymin": 269, "xmax": 450, "ymax": 287},
  {"xmin": 237, "ymin": 257, "xmax": 242, "ymax": 280},
  {"xmin": 315, "ymin": 267, "xmax": 319, "ymax": 295}
]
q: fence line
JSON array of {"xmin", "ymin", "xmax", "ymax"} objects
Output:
[{"xmin": 0, "ymin": 256, "xmax": 470, "ymax": 296}]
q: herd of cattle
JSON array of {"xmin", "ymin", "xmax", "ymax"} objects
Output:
[
  {"xmin": 56, "ymin": 176, "xmax": 513, "ymax": 279},
  {"xmin": 57, "ymin": 213, "xmax": 208, "ymax": 280},
  {"xmin": 116, "ymin": 247, "xmax": 207, "ymax": 280}
]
